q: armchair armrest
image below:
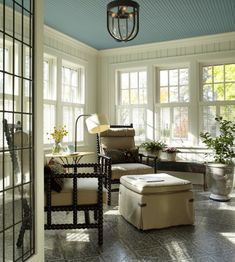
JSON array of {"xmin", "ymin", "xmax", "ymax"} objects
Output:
[
  {"xmin": 98, "ymin": 153, "xmax": 111, "ymax": 168},
  {"xmin": 98, "ymin": 153, "xmax": 111, "ymax": 160},
  {"xmin": 97, "ymin": 153, "xmax": 111, "ymax": 190},
  {"xmin": 139, "ymin": 153, "xmax": 158, "ymax": 173}
]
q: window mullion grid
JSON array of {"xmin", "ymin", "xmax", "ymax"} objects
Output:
[
  {"xmin": 2, "ymin": 1, "xmax": 6, "ymax": 261},
  {"xmin": 20, "ymin": 3, "xmax": 25, "ymax": 254},
  {"xmin": 12, "ymin": 2, "xmax": 16, "ymax": 258},
  {"xmin": 28, "ymin": 1, "xmax": 33, "ymax": 252}
]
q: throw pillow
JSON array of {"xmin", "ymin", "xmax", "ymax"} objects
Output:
[
  {"xmin": 104, "ymin": 147, "xmax": 139, "ymax": 164},
  {"xmin": 103, "ymin": 148, "xmax": 125, "ymax": 164},
  {"xmin": 44, "ymin": 159, "xmax": 65, "ymax": 192},
  {"xmin": 123, "ymin": 148, "xmax": 139, "ymax": 163}
]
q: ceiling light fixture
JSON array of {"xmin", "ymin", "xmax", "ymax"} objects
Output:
[{"xmin": 107, "ymin": 0, "xmax": 139, "ymax": 42}]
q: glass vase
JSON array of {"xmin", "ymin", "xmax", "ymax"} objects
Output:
[{"xmin": 52, "ymin": 141, "xmax": 63, "ymax": 154}]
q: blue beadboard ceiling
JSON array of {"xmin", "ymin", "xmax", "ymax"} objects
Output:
[{"xmin": 44, "ymin": 0, "xmax": 235, "ymax": 50}]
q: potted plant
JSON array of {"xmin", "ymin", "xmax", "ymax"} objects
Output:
[
  {"xmin": 164, "ymin": 147, "xmax": 180, "ymax": 161},
  {"xmin": 200, "ymin": 116, "xmax": 235, "ymax": 201},
  {"xmin": 140, "ymin": 140, "xmax": 166, "ymax": 157}
]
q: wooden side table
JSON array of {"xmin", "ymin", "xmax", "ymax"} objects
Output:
[{"xmin": 45, "ymin": 151, "xmax": 94, "ymax": 165}]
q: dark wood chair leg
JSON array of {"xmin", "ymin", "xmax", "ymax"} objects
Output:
[
  {"xmin": 84, "ymin": 210, "xmax": 90, "ymax": 224},
  {"xmin": 98, "ymin": 207, "xmax": 103, "ymax": 245},
  {"xmin": 94, "ymin": 210, "xmax": 98, "ymax": 220},
  {"xmin": 107, "ymin": 180, "xmax": 112, "ymax": 206},
  {"xmin": 17, "ymin": 199, "xmax": 31, "ymax": 248}
]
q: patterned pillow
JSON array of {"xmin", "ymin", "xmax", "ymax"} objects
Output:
[
  {"xmin": 44, "ymin": 159, "xmax": 65, "ymax": 192},
  {"xmin": 104, "ymin": 148, "xmax": 139, "ymax": 164}
]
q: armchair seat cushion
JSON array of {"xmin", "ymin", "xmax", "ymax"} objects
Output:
[
  {"xmin": 111, "ymin": 163, "xmax": 154, "ymax": 180},
  {"xmin": 45, "ymin": 178, "xmax": 107, "ymax": 206}
]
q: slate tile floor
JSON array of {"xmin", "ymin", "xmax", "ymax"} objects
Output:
[{"xmin": 45, "ymin": 186, "xmax": 235, "ymax": 262}]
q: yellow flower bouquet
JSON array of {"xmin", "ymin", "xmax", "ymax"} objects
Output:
[
  {"xmin": 50, "ymin": 126, "xmax": 68, "ymax": 143},
  {"xmin": 49, "ymin": 126, "xmax": 68, "ymax": 154}
]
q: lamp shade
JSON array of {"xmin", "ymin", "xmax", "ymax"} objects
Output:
[{"xmin": 86, "ymin": 114, "xmax": 109, "ymax": 134}]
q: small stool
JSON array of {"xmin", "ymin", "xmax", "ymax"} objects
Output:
[{"xmin": 119, "ymin": 173, "xmax": 194, "ymax": 230}]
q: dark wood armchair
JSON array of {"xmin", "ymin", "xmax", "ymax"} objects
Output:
[
  {"xmin": 44, "ymin": 162, "xmax": 107, "ymax": 246},
  {"xmin": 97, "ymin": 124, "xmax": 157, "ymax": 205}
]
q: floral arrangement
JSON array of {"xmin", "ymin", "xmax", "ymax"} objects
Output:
[
  {"xmin": 164, "ymin": 147, "xmax": 180, "ymax": 153},
  {"xmin": 49, "ymin": 126, "xmax": 68, "ymax": 143}
]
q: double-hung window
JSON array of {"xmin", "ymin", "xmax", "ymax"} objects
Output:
[
  {"xmin": 61, "ymin": 60, "xmax": 85, "ymax": 144},
  {"xmin": 156, "ymin": 67, "xmax": 190, "ymax": 145},
  {"xmin": 43, "ymin": 56, "xmax": 85, "ymax": 146},
  {"xmin": 200, "ymin": 63, "xmax": 235, "ymax": 136},
  {"xmin": 116, "ymin": 69, "xmax": 147, "ymax": 142}
]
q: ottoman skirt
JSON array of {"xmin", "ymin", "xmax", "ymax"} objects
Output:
[{"xmin": 119, "ymin": 174, "xmax": 195, "ymax": 230}]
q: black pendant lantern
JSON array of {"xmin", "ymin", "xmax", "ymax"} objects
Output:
[{"xmin": 107, "ymin": 0, "xmax": 139, "ymax": 42}]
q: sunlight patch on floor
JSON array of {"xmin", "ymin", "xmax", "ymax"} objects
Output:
[
  {"xmin": 220, "ymin": 232, "xmax": 235, "ymax": 244},
  {"xmin": 216, "ymin": 202, "xmax": 235, "ymax": 211},
  {"xmin": 104, "ymin": 208, "xmax": 120, "ymax": 215},
  {"xmin": 66, "ymin": 232, "xmax": 90, "ymax": 242},
  {"xmin": 165, "ymin": 241, "xmax": 190, "ymax": 260}
]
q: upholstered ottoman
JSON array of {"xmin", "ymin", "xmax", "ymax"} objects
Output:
[{"xmin": 119, "ymin": 173, "xmax": 194, "ymax": 230}]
